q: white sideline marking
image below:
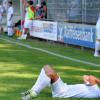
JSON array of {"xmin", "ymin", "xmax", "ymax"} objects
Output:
[{"xmin": 0, "ymin": 36, "xmax": 100, "ymax": 67}]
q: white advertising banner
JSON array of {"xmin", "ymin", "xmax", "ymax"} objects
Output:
[{"xmin": 30, "ymin": 20, "xmax": 57, "ymax": 41}]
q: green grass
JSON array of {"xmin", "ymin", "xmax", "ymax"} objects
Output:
[{"xmin": 0, "ymin": 36, "xmax": 100, "ymax": 100}]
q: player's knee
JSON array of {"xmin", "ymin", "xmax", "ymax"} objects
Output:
[
  {"xmin": 44, "ymin": 65, "xmax": 59, "ymax": 83},
  {"xmin": 44, "ymin": 64, "xmax": 51, "ymax": 69},
  {"xmin": 89, "ymin": 75, "xmax": 97, "ymax": 85},
  {"xmin": 44, "ymin": 65, "xmax": 55, "ymax": 77}
]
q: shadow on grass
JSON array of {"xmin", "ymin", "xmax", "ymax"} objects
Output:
[{"xmin": 0, "ymin": 39, "xmax": 100, "ymax": 100}]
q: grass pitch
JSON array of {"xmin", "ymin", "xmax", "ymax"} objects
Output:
[{"xmin": 0, "ymin": 36, "xmax": 100, "ymax": 100}]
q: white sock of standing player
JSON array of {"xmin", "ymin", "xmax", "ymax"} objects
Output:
[
  {"xmin": 22, "ymin": 29, "xmax": 27, "ymax": 38},
  {"xmin": 94, "ymin": 41, "xmax": 100, "ymax": 55},
  {"xmin": 8, "ymin": 27, "xmax": 14, "ymax": 36},
  {"xmin": 30, "ymin": 68, "xmax": 51, "ymax": 95},
  {"xmin": 21, "ymin": 29, "xmax": 25, "ymax": 37}
]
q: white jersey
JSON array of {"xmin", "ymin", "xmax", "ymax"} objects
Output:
[
  {"xmin": 0, "ymin": 5, "xmax": 4, "ymax": 23},
  {"xmin": 51, "ymin": 78, "xmax": 100, "ymax": 98},
  {"xmin": 7, "ymin": 6, "xmax": 14, "ymax": 36},
  {"xmin": 7, "ymin": 6, "xmax": 14, "ymax": 21}
]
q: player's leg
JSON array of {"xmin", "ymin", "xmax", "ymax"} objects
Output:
[
  {"xmin": 7, "ymin": 20, "xmax": 14, "ymax": 37},
  {"xmin": 44, "ymin": 65, "xmax": 59, "ymax": 83},
  {"xmin": 22, "ymin": 65, "xmax": 58, "ymax": 100},
  {"xmin": 18, "ymin": 20, "xmax": 32, "ymax": 40},
  {"xmin": 94, "ymin": 39, "xmax": 100, "ymax": 57},
  {"xmin": 0, "ymin": 25, "xmax": 3, "ymax": 33},
  {"xmin": 94, "ymin": 19, "xmax": 100, "ymax": 57},
  {"xmin": 22, "ymin": 27, "xmax": 28, "ymax": 38},
  {"xmin": 0, "ymin": 17, "xmax": 3, "ymax": 33},
  {"xmin": 17, "ymin": 20, "xmax": 28, "ymax": 40},
  {"xmin": 17, "ymin": 28, "xmax": 28, "ymax": 39},
  {"xmin": 7, "ymin": 27, "xmax": 14, "ymax": 37},
  {"xmin": 30, "ymin": 65, "xmax": 56, "ymax": 94}
]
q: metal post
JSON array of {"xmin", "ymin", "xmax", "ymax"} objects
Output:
[
  {"xmin": 84, "ymin": 0, "xmax": 87, "ymax": 23},
  {"xmin": 20, "ymin": 0, "xmax": 23, "ymax": 31},
  {"xmin": 38, "ymin": 0, "xmax": 41, "ymax": 5},
  {"xmin": 82, "ymin": 0, "xmax": 84, "ymax": 23},
  {"xmin": 82, "ymin": 0, "xmax": 87, "ymax": 24}
]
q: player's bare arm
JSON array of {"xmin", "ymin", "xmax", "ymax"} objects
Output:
[
  {"xmin": 96, "ymin": 77, "xmax": 100, "ymax": 84},
  {"xmin": 83, "ymin": 75, "xmax": 100, "ymax": 85}
]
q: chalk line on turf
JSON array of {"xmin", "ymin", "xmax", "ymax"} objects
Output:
[{"xmin": 0, "ymin": 36, "xmax": 100, "ymax": 67}]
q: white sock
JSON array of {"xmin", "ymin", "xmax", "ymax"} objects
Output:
[
  {"xmin": 30, "ymin": 68, "xmax": 51, "ymax": 95},
  {"xmin": 95, "ymin": 41, "xmax": 100, "ymax": 54},
  {"xmin": 8, "ymin": 28, "xmax": 14, "ymax": 36},
  {"xmin": 22, "ymin": 29, "xmax": 25, "ymax": 34}
]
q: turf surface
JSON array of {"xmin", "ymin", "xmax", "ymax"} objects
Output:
[{"xmin": 0, "ymin": 36, "xmax": 100, "ymax": 100}]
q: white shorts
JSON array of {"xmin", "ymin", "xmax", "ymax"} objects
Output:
[
  {"xmin": 7, "ymin": 19, "xmax": 14, "ymax": 27},
  {"xmin": 96, "ymin": 19, "xmax": 100, "ymax": 39},
  {"xmin": 51, "ymin": 78, "xmax": 100, "ymax": 98},
  {"xmin": 51, "ymin": 78, "xmax": 69, "ymax": 98},
  {"xmin": 24, "ymin": 20, "xmax": 33, "ymax": 29}
]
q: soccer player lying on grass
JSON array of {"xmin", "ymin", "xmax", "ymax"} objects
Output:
[{"xmin": 22, "ymin": 65, "xmax": 100, "ymax": 100}]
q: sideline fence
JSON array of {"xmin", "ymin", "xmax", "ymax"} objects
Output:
[{"xmin": 47, "ymin": 0, "xmax": 100, "ymax": 24}]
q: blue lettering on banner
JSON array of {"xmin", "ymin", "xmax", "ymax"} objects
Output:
[
  {"xmin": 43, "ymin": 23, "xmax": 54, "ymax": 33},
  {"xmin": 58, "ymin": 23, "xmax": 96, "ymax": 48},
  {"xmin": 64, "ymin": 26, "xmax": 93, "ymax": 42},
  {"xmin": 30, "ymin": 26, "xmax": 42, "ymax": 33}
]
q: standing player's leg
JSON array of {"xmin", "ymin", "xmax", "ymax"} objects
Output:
[
  {"xmin": 7, "ymin": 20, "xmax": 14, "ymax": 37},
  {"xmin": 17, "ymin": 26, "xmax": 28, "ymax": 39},
  {"xmin": 94, "ymin": 19, "xmax": 100, "ymax": 57},
  {"xmin": 21, "ymin": 65, "xmax": 59, "ymax": 100},
  {"xmin": 0, "ymin": 16, "xmax": 3, "ymax": 33},
  {"xmin": 94, "ymin": 41, "xmax": 100, "ymax": 57},
  {"xmin": 0, "ymin": 24, "xmax": 3, "ymax": 33},
  {"xmin": 20, "ymin": 28, "xmax": 28, "ymax": 39},
  {"xmin": 18, "ymin": 20, "xmax": 32, "ymax": 40}
]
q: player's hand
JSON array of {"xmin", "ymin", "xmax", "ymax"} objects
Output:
[{"xmin": 83, "ymin": 75, "xmax": 97, "ymax": 85}]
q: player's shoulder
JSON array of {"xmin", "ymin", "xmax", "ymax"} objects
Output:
[
  {"xmin": 30, "ymin": 6, "xmax": 36, "ymax": 11},
  {"xmin": 10, "ymin": 6, "xmax": 14, "ymax": 10}
]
